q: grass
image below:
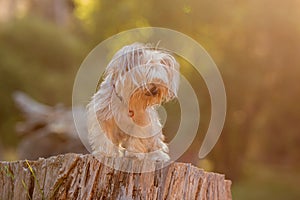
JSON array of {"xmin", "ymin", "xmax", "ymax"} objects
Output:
[
  {"xmin": 21, "ymin": 179, "xmax": 32, "ymax": 200},
  {"xmin": 1, "ymin": 159, "xmax": 63, "ymax": 199},
  {"xmin": 25, "ymin": 160, "xmax": 45, "ymax": 200}
]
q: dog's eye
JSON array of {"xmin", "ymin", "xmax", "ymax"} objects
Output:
[{"xmin": 145, "ymin": 86, "xmax": 158, "ymax": 96}]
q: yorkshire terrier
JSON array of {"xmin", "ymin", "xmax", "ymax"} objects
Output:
[{"xmin": 87, "ymin": 43, "xmax": 179, "ymax": 161}]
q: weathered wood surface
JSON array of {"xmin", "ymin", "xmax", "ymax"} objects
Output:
[{"xmin": 0, "ymin": 153, "xmax": 232, "ymax": 200}]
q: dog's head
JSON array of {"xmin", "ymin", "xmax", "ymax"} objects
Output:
[
  {"xmin": 128, "ymin": 81, "xmax": 169, "ymax": 126},
  {"xmin": 104, "ymin": 43, "xmax": 180, "ymax": 126}
]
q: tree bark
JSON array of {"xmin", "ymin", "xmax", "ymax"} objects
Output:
[{"xmin": 0, "ymin": 153, "xmax": 232, "ymax": 200}]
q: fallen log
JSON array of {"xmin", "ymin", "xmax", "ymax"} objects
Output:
[
  {"xmin": 0, "ymin": 153, "xmax": 232, "ymax": 200},
  {"xmin": 13, "ymin": 91, "xmax": 88, "ymax": 159}
]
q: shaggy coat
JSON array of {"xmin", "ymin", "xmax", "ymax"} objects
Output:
[{"xmin": 87, "ymin": 43, "xmax": 179, "ymax": 161}]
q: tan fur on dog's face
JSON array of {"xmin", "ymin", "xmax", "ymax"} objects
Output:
[{"xmin": 129, "ymin": 82, "xmax": 168, "ymax": 127}]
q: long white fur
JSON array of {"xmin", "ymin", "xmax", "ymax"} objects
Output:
[{"xmin": 87, "ymin": 43, "xmax": 179, "ymax": 161}]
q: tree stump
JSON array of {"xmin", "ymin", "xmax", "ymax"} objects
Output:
[{"xmin": 0, "ymin": 154, "xmax": 232, "ymax": 200}]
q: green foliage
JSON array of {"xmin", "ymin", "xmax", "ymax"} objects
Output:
[{"xmin": 0, "ymin": 17, "xmax": 86, "ymax": 146}]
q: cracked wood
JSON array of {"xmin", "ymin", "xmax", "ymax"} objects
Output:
[{"xmin": 0, "ymin": 154, "xmax": 232, "ymax": 200}]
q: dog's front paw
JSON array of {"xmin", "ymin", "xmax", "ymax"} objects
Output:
[
  {"xmin": 160, "ymin": 142, "xmax": 169, "ymax": 153},
  {"xmin": 124, "ymin": 150, "xmax": 146, "ymax": 160},
  {"xmin": 148, "ymin": 150, "xmax": 170, "ymax": 162}
]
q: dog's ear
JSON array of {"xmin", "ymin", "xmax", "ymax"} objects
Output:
[
  {"xmin": 105, "ymin": 43, "xmax": 145, "ymax": 79},
  {"xmin": 115, "ymin": 43, "xmax": 146, "ymax": 74},
  {"xmin": 159, "ymin": 53, "xmax": 180, "ymax": 99},
  {"xmin": 160, "ymin": 53, "xmax": 179, "ymax": 70},
  {"xmin": 124, "ymin": 48, "xmax": 145, "ymax": 71}
]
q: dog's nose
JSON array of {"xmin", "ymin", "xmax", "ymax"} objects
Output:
[
  {"xmin": 150, "ymin": 86, "xmax": 158, "ymax": 95},
  {"xmin": 145, "ymin": 85, "xmax": 158, "ymax": 96}
]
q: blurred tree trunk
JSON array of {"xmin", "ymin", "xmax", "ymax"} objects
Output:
[{"xmin": 0, "ymin": 154, "xmax": 232, "ymax": 199}]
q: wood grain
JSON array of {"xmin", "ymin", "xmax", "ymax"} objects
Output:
[{"xmin": 0, "ymin": 154, "xmax": 232, "ymax": 200}]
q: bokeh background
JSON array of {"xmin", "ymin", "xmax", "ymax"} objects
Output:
[{"xmin": 1, "ymin": 0, "xmax": 300, "ymax": 199}]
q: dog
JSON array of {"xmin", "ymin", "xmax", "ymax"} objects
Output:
[{"xmin": 87, "ymin": 43, "xmax": 180, "ymax": 161}]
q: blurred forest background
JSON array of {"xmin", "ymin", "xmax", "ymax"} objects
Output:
[{"xmin": 0, "ymin": 0, "xmax": 300, "ymax": 199}]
